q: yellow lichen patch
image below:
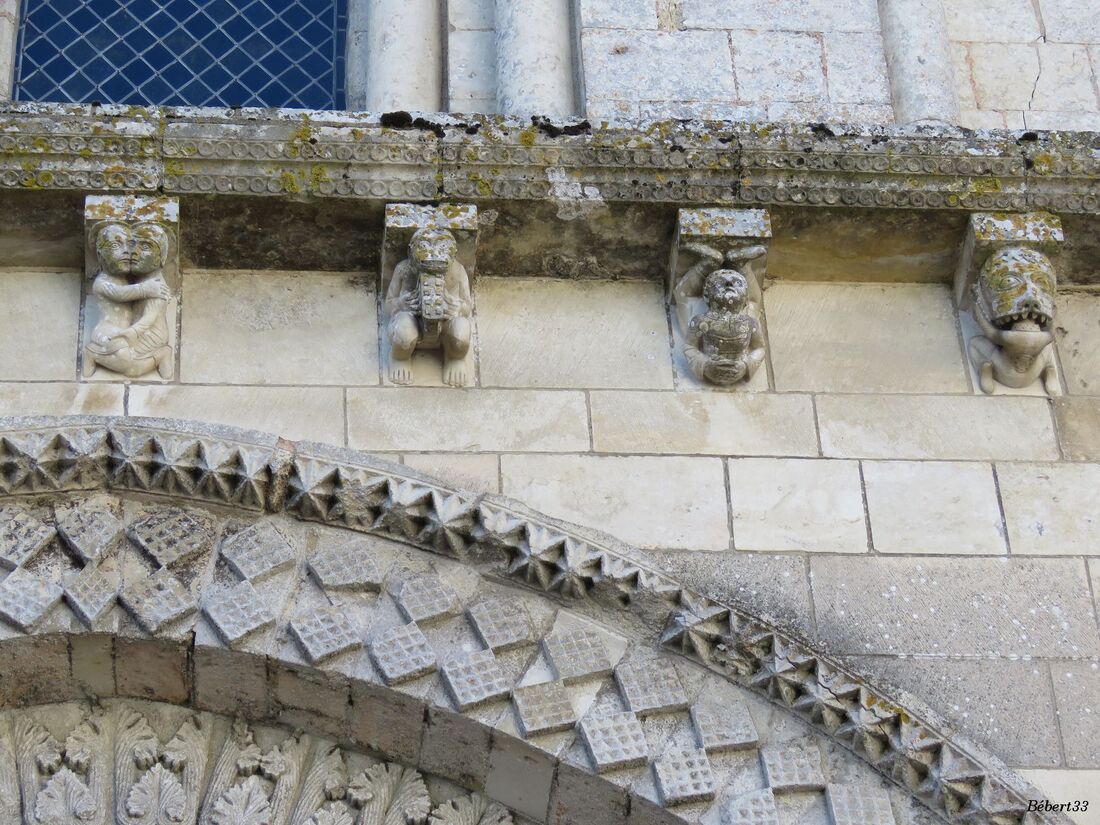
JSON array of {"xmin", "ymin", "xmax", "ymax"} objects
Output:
[
  {"xmin": 518, "ymin": 127, "xmax": 537, "ymax": 147},
  {"xmin": 280, "ymin": 171, "xmax": 301, "ymax": 194}
]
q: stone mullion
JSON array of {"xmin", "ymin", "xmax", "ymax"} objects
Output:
[
  {"xmin": 347, "ymin": 0, "xmax": 443, "ymax": 112},
  {"xmin": 0, "ymin": 0, "xmax": 18, "ymax": 101},
  {"xmin": 877, "ymin": 0, "xmax": 961, "ymax": 124},
  {"xmin": 494, "ymin": 0, "xmax": 576, "ymax": 117}
]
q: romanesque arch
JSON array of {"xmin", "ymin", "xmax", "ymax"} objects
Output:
[{"xmin": 0, "ymin": 415, "xmax": 1073, "ymax": 825}]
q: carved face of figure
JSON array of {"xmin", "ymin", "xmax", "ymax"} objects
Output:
[
  {"xmin": 409, "ymin": 227, "xmax": 458, "ymax": 275},
  {"xmin": 95, "ymin": 222, "xmax": 170, "ymax": 278},
  {"xmin": 978, "ymin": 246, "xmax": 1056, "ymax": 330},
  {"xmin": 703, "ymin": 269, "xmax": 749, "ymax": 313}
]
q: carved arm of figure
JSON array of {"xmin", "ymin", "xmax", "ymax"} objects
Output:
[
  {"xmin": 94, "ymin": 276, "xmax": 171, "ymax": 303},
  {"xmin": 970, "ymin": 285, "xmax": 1008, "ymax": 345},
  {"xmin": 727, "ymin": 244, "xmax": 767, "ymax": 307},
  {"xmin": 384, "ymin": 259, "xmax": 421, "ymax": 318},
  {"xmin": 442, "ymin": 261, "xmax": 473, "ymax": 319},
  {"xmin": 674, "ymin": 243, "xmax": 724, "ymax": 306},
  {"xmin": 682, "ymin": 322, "xmax": 744, "ymax": 385},
  {"xmin": 744, "ymin": 317, "xmax": 766, "ymax": 377}
]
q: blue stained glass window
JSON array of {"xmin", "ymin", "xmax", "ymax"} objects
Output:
[{"xmin": 14, "ymin": 0, "xmax": 348, "ymax": 110}]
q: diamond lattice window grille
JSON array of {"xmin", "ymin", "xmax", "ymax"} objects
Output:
[{"xmin": 14, "ymin": 0, "xmax": 348, "ymax": 110}]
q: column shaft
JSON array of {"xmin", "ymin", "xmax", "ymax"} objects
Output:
[
  {"xmin": 348, "ymin": 0, "xmax": 442, "ymax": 112},
  {"xmin": 494, "ymin": 0, "xmax": 575, "ymax": 118},
  {"xmin": 877, "ymin": 0, "xmax": 960, "ymax": 124},
  {"xmin": 0, "ymin": 0, "xmax": 19, "ymax": 101}
]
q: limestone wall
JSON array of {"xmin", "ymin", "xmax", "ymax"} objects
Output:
[{"xmin": 1, "ymin": 266, "xmax": 1099, "ymax": 816}]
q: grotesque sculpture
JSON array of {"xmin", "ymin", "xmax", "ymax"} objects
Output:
[
  {"xmin": 83, "ymin": 221, "xmax": 174, "ymax": 380},
  {"xmin": 968, "ymin": 246, "xmax": 1059, "ymax": 395},
  {"xmin": 675, "ymin": 243, "xmax": 767, "ymax": 387},
  {"xmin": 384, "ymin": 226, "xmax": 473, "ymax": 387}
]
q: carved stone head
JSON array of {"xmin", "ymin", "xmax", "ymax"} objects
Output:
[
  {"xmin": 409, "ymin": 227, "xmax": 458, "ymax": 275},
  {"xmin": 703, "ymin": 269, "xmax": 749, "ymax": 313},
  {"xmin": 977, "ymin": 246, "xmax": 1056, "ymax": 331},
  {"xmin": 94, "ymin": 221, "xmax": 171, "ymax": 279}
]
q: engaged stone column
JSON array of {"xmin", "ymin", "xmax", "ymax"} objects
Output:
[
  {"xmin": 348, "ymin": 0, "xmax": 442, "ymax": 111},
  {"xmin": 494, "ymin": 0, "xmax": 576, "ymax": 117},
  {"xmin": 877, "ymin": 0, "xmax": 960, "ymax": 124},
  {"xmin": 0, "ymin": 0, "xmax": 18, "ymax": 100}
]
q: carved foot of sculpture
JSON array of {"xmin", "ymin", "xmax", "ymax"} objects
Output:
[
  {"xmin": 390, "ymin": 360, "xmax": 414, "ymax": 386},
  {"xmin": 82, "ymin": 351, "xmax": 97, "ymax": 378},
  {"xmin": 155, "ymin": 347, "xmax": 174, "ymax": 380},
  {"xmin": 443, "ymin": 358, "xmax": 468, "ymax": 387},
  {"xmin": 1043, "ymin": 365, "xmax": 1061, "ymax": 396},
  {"xmin": 977, "ymin": 360, "xmax": 995, "ymax": 394}
]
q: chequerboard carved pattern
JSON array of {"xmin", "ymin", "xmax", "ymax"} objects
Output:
[{"xmin": 0, "ymin": 416, "xmax": 1073, "ymax": 825}]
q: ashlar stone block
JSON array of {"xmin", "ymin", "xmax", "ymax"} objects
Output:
[
  {"xmin": 1056, "ymin": 291, "xmax": 1100, "ymax": 396},
  {"xmin": 997, "ymin": 462, "xmax": 1100, "ymax": 556},
  {"xmin": 0, "ymin": 272, "xmax": 81, "ymax": 381},
  {"xmin": 0, "ymin": 509, "xmax": 55, "ymax": 570},
  {"xmin": 729, "ymin": 31, "xmax": 826, "ymax": 104}
]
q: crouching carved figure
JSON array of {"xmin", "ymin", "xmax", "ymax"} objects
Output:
[
  {"xmin": 670, "ymin": 209, "xmax": 771, "ymax": 388},
  {"xmin": 385, "ymin": 226, "xmax": 473, "ymax": 387},
  {"xmin": 83, "ymin": 220, "xmax": 175, "ymax": 380},
  {"xmin": 956, "ymin": 212, "xmax": 1063, "ymax": 396}
]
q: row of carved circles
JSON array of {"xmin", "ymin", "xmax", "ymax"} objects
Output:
[
  {"xmin": 739, "ymin": 185, "xmax": 1027, "ymax": 210},
  {"xmin": 164, "ymin": 140, "xmax": 436, "ymax": 163},
  {"xmin": 0, "ymin": 134, "xmax": 154, "ymax": 156},
  {"xmin": 440, "ymin": 144, "xmax": 733, "ymax": 169},
  {"xmin": 0, "ymin": 170, "xmax": 156, "ymax": 189},
  {"xmin": 443, "ymin": 178, "xmax": 732, "ymax": 202},
  {"xmin": 742, "ymin": 152, "xmax": 1023, "ymax": 176},
  {"xmin": 164, "ymin": 174, "xmax": 439, "ymax": 198}
]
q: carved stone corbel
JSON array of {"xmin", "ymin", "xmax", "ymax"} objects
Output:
[
  {"xmin": 380, "ymin": 203, "xmax": 479, "ymax": 388},
  {"xmin": 81, "ymin": 195, "xmax": 180, "ymax": 382},
  {"xmin": 668, "ymin": 208, "xmax": 771, "ymax": 389},
  {"xmin": 954, "ymin": 212, "xmax": 1063, "ymax": 396}
]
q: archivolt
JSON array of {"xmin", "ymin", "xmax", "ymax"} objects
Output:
[{"xmin": 0, "ymin": 415, "xmax": 1070, "ymax": 825}]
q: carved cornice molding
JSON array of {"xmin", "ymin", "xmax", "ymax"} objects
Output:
[
  {"xmin": 0, "ymin": 415, "xmax": 1074, "ymax": 825},
  {"xmin": 0, "ymin": 103, "xmax": 1096, "ymax": 214}
]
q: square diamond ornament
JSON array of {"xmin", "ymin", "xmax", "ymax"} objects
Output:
[
  {"xmin": 128, "ymin": 510, "xmax": 210, "ymax": 568},
  {"xmin": 579, "ymin": 711, "xmax": 648, "ymax": 773},
  {"xmin": 467, "ymin": 598, "xmax": 533, "ymax": 652},
  {"xmin": 722, "ymin": 789, "xmax": 779, "ymax": 825},
  {"xmin": 395, "ymin": 576, "xmax": 459, "ymax": 625},
  {"xmin": 441, "ymin": 650, "xmax": 510, "ymax": 710},
  {"xmin": 826, "ymin": 784, "xmax": 897, "ymax": 825},
  {"xmin": 308, "ymin": 539, "xmax": 384, "ymax": 592},
  {"xmin": 512, "ymin": 680, "xmax": 576, "ymax": 737},
  {"xmin": 120, "ymin": 570, "xmax": 196, "ymax": 633},
  {"xmin": 761, "ymin": 742, "xmax": 827, "ymax": 792},
  {"xmin": 0, "ymin": 568, "xmax": 63, "ymax": 631},
  {"xmin": 0, "ymin": 510, "xmax": 56, "ymax": 571},
  {"xmin": 655, "ymin": 748, "xmax": 717, "ymax": 805},
  {"xmin": 56, "ymin": 506, "xmax": 122, "ymax": 563},
  {"xmin": 543, "ymin": 628, "xmax": 614, "ymax": 684},
  {"xmin": 614, "ymin": 660, "xmax": 688, "ymax": 717},
  {"xmin": 691, "ymin": 700, "xmax": 758, "ymax": 753},
  {"xmin": 291, "ymin": 607, "xmax": 361, "ymax": 664},
  {"xmin": 371, "ymin": 622, "xmax": 437, "ymax": 685},
  {"xmin": 204, "ymin": 580, "xmax": 276, "ymax": 647},
  {"xmin": 63, "ymin": 566, "xmax": 119, "ymax": 625},
  {"xmin": 220, "ymin": 521, "xmax": 296, "ymax": 582}
]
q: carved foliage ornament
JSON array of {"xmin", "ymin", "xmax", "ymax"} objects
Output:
[{"xmin": 1, "ymin": 702, "xmax": 512, "ymax": 825}]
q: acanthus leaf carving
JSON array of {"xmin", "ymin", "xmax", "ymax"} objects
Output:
[
  {"xmin": 347, "ymin": 763, "xmax": 430, "ymax": 825},
  {"xmin": 429, "ymin": 795, "xmax": 512, "ymax": 825},
  {"xmin": 288, "ymin": 745, "xmax": 346, "ymax": 825},
  {"xmin": 306, "ymin": 804, "xmax": 355, "ymax": 825},
  {"xmin": 34, "ymin": 767, "xmax": 96, "ymax": 825},
  {"xmin": 211, "ymin": 776, "xmax": 272, "ymax": 825},
  {"xmin": 125, "ymin": 765, "xmax": 186, "ymax": 825}
]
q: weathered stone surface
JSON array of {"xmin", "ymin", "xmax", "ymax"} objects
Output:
[
  {"xmin": 590, "ymin": 391, "xmax": 818, "ymax": 457},
  {"xmin": 824, "ymin": 33, "xmax": 892, "ymax": 104},
  {"xmin": 501, "ymin": 454, "xmax": 729, "ymax": 550},
  {"xmin": 852, "ymin": 657, "xmax": 1063, "ymax": 767},
  {"xmin": 0, "ymin": 272, "xmax": 81, "ymax": 381},
  {"xmin": 728, "ymin": 458, "xmax": 867, "ymax": 553},
  {"xmin": 863, "ymin": 460, "xmax": 1006, "ymax": 554},
  {"xmin": 1054, "ymin": 398, "xmax": 1100, "ymax": 460},
  {"xmin": 765, "ymin": 283, "xmax": 969, "ymax": 393},
  {"xmin": 810, "ymin": 556, "xmax": 1100, "ymax": 656},
  {"xmin": 0, "ymin": 383, "xmax": 123, "ymax": 416},
  {"xmin": 402, "ymin": 453, "xmax": 499, "ymax": 493},
  {"xmin": 998, "ymin": 463, "xmax": 1100, "ymax": 555},
  {"xmin": 729, "ymin": 32, "xmax": 826, "ymax": 104},
  {"xmin": 348, "ymin": 389, "xmax": 589, "ymax": 452},
  {"xmin": 682, "ymin": 0, "xmax": 880, "ymax": 30},
  {"xmin": 581, "ymin": 29, "xmax": 737, "ymax": 103},
  {"xmin": 1051, "ymin": 664, "xmax": 1100, "ymax": 768},
  {"xmin": 476, "ymin": 278, "xmax": 674, "ymax": 389},
  {"xmin": 580, "ymin": 0, "xmax": 657, "ymax": 28},
  {"xmin": 816, "ymin": 394, "xmax": 1060, "ymax": 460},
  {"xmin": 943, "ymin": 0, "xmax": 1041, "ymax": 41},
  {"xmin": 128, "ymin": 385, "xmax": 346, "ymax": 444},
  {"xmin": 448, "ymin": 29, "xmax": 497, "ymax": 111},
  {"xmin": 1057, "ymin": 291, "xmax": 1100, "ymax": 396},
  {"xmin": 181, "ymin": 271, "xmax": 378, "ymax": 385}
]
